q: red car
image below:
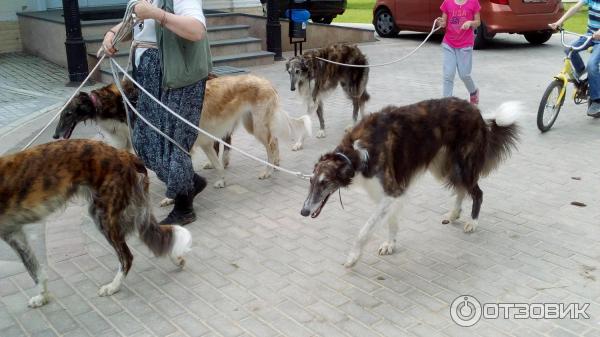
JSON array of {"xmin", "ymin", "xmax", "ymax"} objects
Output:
[{"xmin": 373, "ymin": 0, "xmax": 564, "ymax": 48}]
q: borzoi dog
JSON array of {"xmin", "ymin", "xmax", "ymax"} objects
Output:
[
  {"xmin": 286, "ymin": 44, "xmax": 370, "ymax": 140},
  {"xmin": 301, "ymin": 98, "xmax": 520, "ymax": 267},
  {"xmin": 0, "ymin": 140, "xmax": 191, "ymax": 307},
  {"xmin": 53, "ymin": 74, "xmax": 311, "ymax": 199}
]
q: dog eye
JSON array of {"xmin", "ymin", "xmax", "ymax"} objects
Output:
[{"xmin": 295, "ymin": 70, "xmax": 300, "ymax": 74}]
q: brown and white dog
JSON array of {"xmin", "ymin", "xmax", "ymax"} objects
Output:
[
  {"xmin": 53, "ymin": 74, "xmax": 311, "ymax": 196},
  {"xmin": 301, "ymin": 98, "xmax": 521, "ymax": 267},
  {"xmin": 0, "ymin": 140, "xmax": 191, "ymax": 307},
  {"xmin": 286, "ymin": 44, "xmax": 370, "ymax": 140}
]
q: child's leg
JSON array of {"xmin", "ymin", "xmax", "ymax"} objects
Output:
[
  {"xmin": 442, "ymin": 43, "xmax": 457, "ymax": 97},
  {"xmin": 456, "ymin": 46, "xmax": 477, "ymax": 95}
]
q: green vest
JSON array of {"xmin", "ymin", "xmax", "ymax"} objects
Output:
[{"xmin": 155, "ymin": 0, "xmax": 213, "ymax": 89}]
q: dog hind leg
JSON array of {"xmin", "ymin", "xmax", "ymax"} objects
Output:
[
  {"xmin": 96, "ymin": 223, "xmax": 133, "ymax": 296},
  {"xmin": 3, "ymin": 229, "xmax": 49, "ymax": 307},
  {"xmin": 378, "ymin": 207, "xmax": 399, "ymax": 256},
  {"xmin": 316, "ymin": 100, "xmax": 326, "ymax": 138},
  {"xmin": 200, "ymin": 143, "xmax": 226, "ymax": 188},
  {"xmin": 346, "ymin": 97, "xmax": 361, "ymax": 132},
  {"xmin": 443, "ymin": 189, "xmax": 466, "ymax": 224},
  {"xmin": 254, "ymin": 127, "xmax": 278, "ymax": 179},
  {"xmin": 221, "ymin": 134, "xmax": 232, "ymax": 168},
  {"xmin": 345, "ymin": 197, "xmax": 395, "ymax": 267},
  {"xmin": 464, "ymin": 184, "xmax": 483, "ymax": 233}
]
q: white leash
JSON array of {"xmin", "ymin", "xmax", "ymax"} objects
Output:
[
  {"xmin": 314, "ymin": 19, "xmax": 442, "ymax": 68},
  {"xmin": 109, "ymin": 59, "xmax": 313, "ymax": 180},
  {"xmin": 21, "ymin": 55, "xmax": 106, "ymax": 150}
]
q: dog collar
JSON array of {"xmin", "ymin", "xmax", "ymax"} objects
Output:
[
  {"xmin": 335, "ymin": 152, "xmax": 353, "ymax": 170},
  {"xmin": 89, "ymin": 92, "xmax": 101, "ymax": 112}
]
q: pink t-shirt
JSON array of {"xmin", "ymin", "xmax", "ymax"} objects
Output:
[{"xmin": 440, "ymin": 0, "xmax": 481, "ymax": 48}]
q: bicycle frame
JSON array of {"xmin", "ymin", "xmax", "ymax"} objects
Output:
[{"xmin": 554, "ymin": 29, "xmax": 594, "ymax": 104}]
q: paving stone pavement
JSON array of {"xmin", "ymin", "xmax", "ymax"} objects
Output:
[{"xmin": 1, "ymin": 32, "xmax": 600, "ymax": 337}]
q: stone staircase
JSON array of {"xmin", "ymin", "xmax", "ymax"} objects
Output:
[{"xmin": 81, "ymin": 14, "xmax": 274, "ymax": 82}]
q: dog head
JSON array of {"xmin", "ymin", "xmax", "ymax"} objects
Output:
[
  {"xmin": 301, "ymin": 151, "xmax": 356, "ymax": 218},
  {"xmin": 286, "ymin": 56, "xmax": 310, "ymax": 92},
  {"xmin": 53, "ymin": 92, "xmax": 96, "ymax": 140}
]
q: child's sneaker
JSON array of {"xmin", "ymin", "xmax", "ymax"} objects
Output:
[{"xmin": 470, "ymin": 89, "xmax": 479, "ymax": 105}]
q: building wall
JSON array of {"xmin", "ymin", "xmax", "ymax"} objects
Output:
[
  {"xmin": 0, "ymin": 0, "xmax": 41, "ymax": 53},
  {"xmin": 0, "ymin": 21, "xmax": 22, "ymax": 52}
]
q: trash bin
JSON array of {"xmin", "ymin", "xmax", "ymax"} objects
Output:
[{"xmin": 286, "ymin": 8, "xmax": 310, "ymax": 39}]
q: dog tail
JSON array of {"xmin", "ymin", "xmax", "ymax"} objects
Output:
[
  {"xmin": 131, "ymin": 161, "xmax": 191, "ymax": 267},
  {"xmin": 482, "ymin": 101, "xmax": 521, "ymax": 175}
]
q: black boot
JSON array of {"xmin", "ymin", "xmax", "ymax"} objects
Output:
[{"xmin": 159, "ymin": 174, "xmax": 207, "ymax": 226}]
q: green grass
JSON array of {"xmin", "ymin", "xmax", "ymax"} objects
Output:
[
  {"xmin": 563, "ymin": 4, "xmax": 588, "ymax": 34},
  {"xmin": 333, "ymin": 0, "xmax": 375, "ymax": 23},
  {"xmin": 334, "ymin": 1, "xmax": 590, "ymax": 33}
]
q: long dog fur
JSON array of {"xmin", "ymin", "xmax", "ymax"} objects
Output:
[
  {"xmin": 286, "ymin": 44, "xmax": 370, "ymax": 140},
  {"xmin": 53, "ymin": 74, "xmax": 312, "ymax": 195},
  {"xmin": 301, "ymin": 97, "xmax": 520, "ymax": 267},
  {"xmin": 0, "ymin": 140, "xmax": 191, "ymax": 307}
]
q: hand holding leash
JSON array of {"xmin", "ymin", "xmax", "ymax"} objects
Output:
[{"xmin": 436, "ymin": 16, "xmax": 446, "ymax": 28}]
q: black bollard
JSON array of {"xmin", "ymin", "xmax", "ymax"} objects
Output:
[
  {"xmin": 62, "ymin": 0, "xmax": 89, "ymax": 83},
  {"xmin": 266, "ymin": 0, "xmax": 284, "ymax": 61}
]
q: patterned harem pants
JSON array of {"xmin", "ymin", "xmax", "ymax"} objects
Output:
[{"xmin": 133, "ymin": 48, "xmax": 206, "ymax": 199}]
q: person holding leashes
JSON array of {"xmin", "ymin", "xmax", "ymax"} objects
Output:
[
  {"xmin": 438, "ymin": 0, "xmax": 481, "ymax": 104},
  {"xmin": 100, "ymin": 0, "xmax": 212, "ymax": 226},
  {"xmin": 550, "ymin": 0, "xmax": 600, "ymax": 117}
]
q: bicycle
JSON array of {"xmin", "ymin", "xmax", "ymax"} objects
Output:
[{"xmin": 537, "ymin": 28, "xmax": 594, "ymax": 132}]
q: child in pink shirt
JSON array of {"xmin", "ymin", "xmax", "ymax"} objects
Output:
[{"xmin": 438, "ymin": 0, "xmax": 481, "ymax": 104}]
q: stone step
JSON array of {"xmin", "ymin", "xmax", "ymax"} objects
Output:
[
  {"xmin": 212, "ymin": 51, "xmax": 275, "ymax": 68},
  {"xmin": 210, "ymin": 37, "xmax": 263, "ymax": 57},
  {"xmin": 81, "ymin": 14, "xmax": 241, "ymax": 37},
  {"xmin": 207, "ymin": 24, "xmax": 251, "ymax": 41},
  {"xmin": 96, "ymin": 63, "xmax": 248, "ymax": 85},
  {"xmin": 87, "ymin": 36, "xmax": 266, "ymax": 73},
  {"xmin": 83, "ymin": 24, "xmax": 251, "ymax": 52}
]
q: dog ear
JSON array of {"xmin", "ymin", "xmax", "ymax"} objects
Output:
[{"xmin": 300, "ymin": 58, "xmax": 309, "ymax": 72}]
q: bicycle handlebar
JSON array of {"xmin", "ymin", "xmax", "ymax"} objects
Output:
[{"xmin": 557, "ymin": 27, "xmax": 594, "ymax": 51}]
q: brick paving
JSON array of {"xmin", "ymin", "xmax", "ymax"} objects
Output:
[{"xmin": 1, "ymin": 33, "xmax": 600, "ymax": 337}]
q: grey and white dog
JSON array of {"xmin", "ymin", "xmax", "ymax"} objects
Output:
[{"xmin": 286, "ymin": 44, "xmax": 370, "ymax": 141}]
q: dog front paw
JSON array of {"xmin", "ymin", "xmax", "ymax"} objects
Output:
[
  {"xmin": 203, "ymin": 162, "xmax": 214, "ymax": 169},
  {"xmin": 316, "ymin": 129, "xmax": 326, "ymax": 138},
  {"xmin": 213, "ymin": 179, "xmax": 226, "ymax": 188},
  {"xmin": 160, "ymin": 198, "xmax": 174, "ymax": 207},
  {"xmin": 98, "ymin": 283, "xmax": 120, "ymax": 297},
  {"xmin": 443, "ymin": 209, "xmax": 461, "ymax": 224},
  {"xmin": 344, "ymin": 251, "xmax": 360, "ymax": 268},
  {"xmin": 378, "ymin": 241, "xmax": 395, "ymax": 256},
  {"xmin": 28, "ymin": 293, "xmax": 49, "ymax": 308},
  {"xmin": 292, "ymin": 142, "xmax": 303, "ymax": 151},
  {"xmin": 258, "ymin": 169, "xmax": 273, "ymax": 180},
  {"xmin": 463, "ymin": 219, "xmax": 478, "ymax": 233},
  {"xmin": 171, "ymin": 255, "xmax": 186, "ymax": 268}
]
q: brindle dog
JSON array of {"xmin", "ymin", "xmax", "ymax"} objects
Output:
[
  {"xmin": 0, "ymin": 140, "xmax": 191, "ymax": 307},
  {"xmin": 286, "ymin": 44, "xmax": 370, "ymax": 138}
]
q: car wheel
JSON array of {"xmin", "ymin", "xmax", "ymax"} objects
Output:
[
  {"xmin": 374, "ymin": 8, "xmax": 399, "ymax": 38},
  {"xmin": 312, "ymin": 16, "xmax": 334, "ymax": 24},
  {"xmin": 474, "ymin": 22, "xmax": 495, "ymax": 49},
  {"xmin": 524, "ymin": 30, "xmax": 553, "ymax": 45}
]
